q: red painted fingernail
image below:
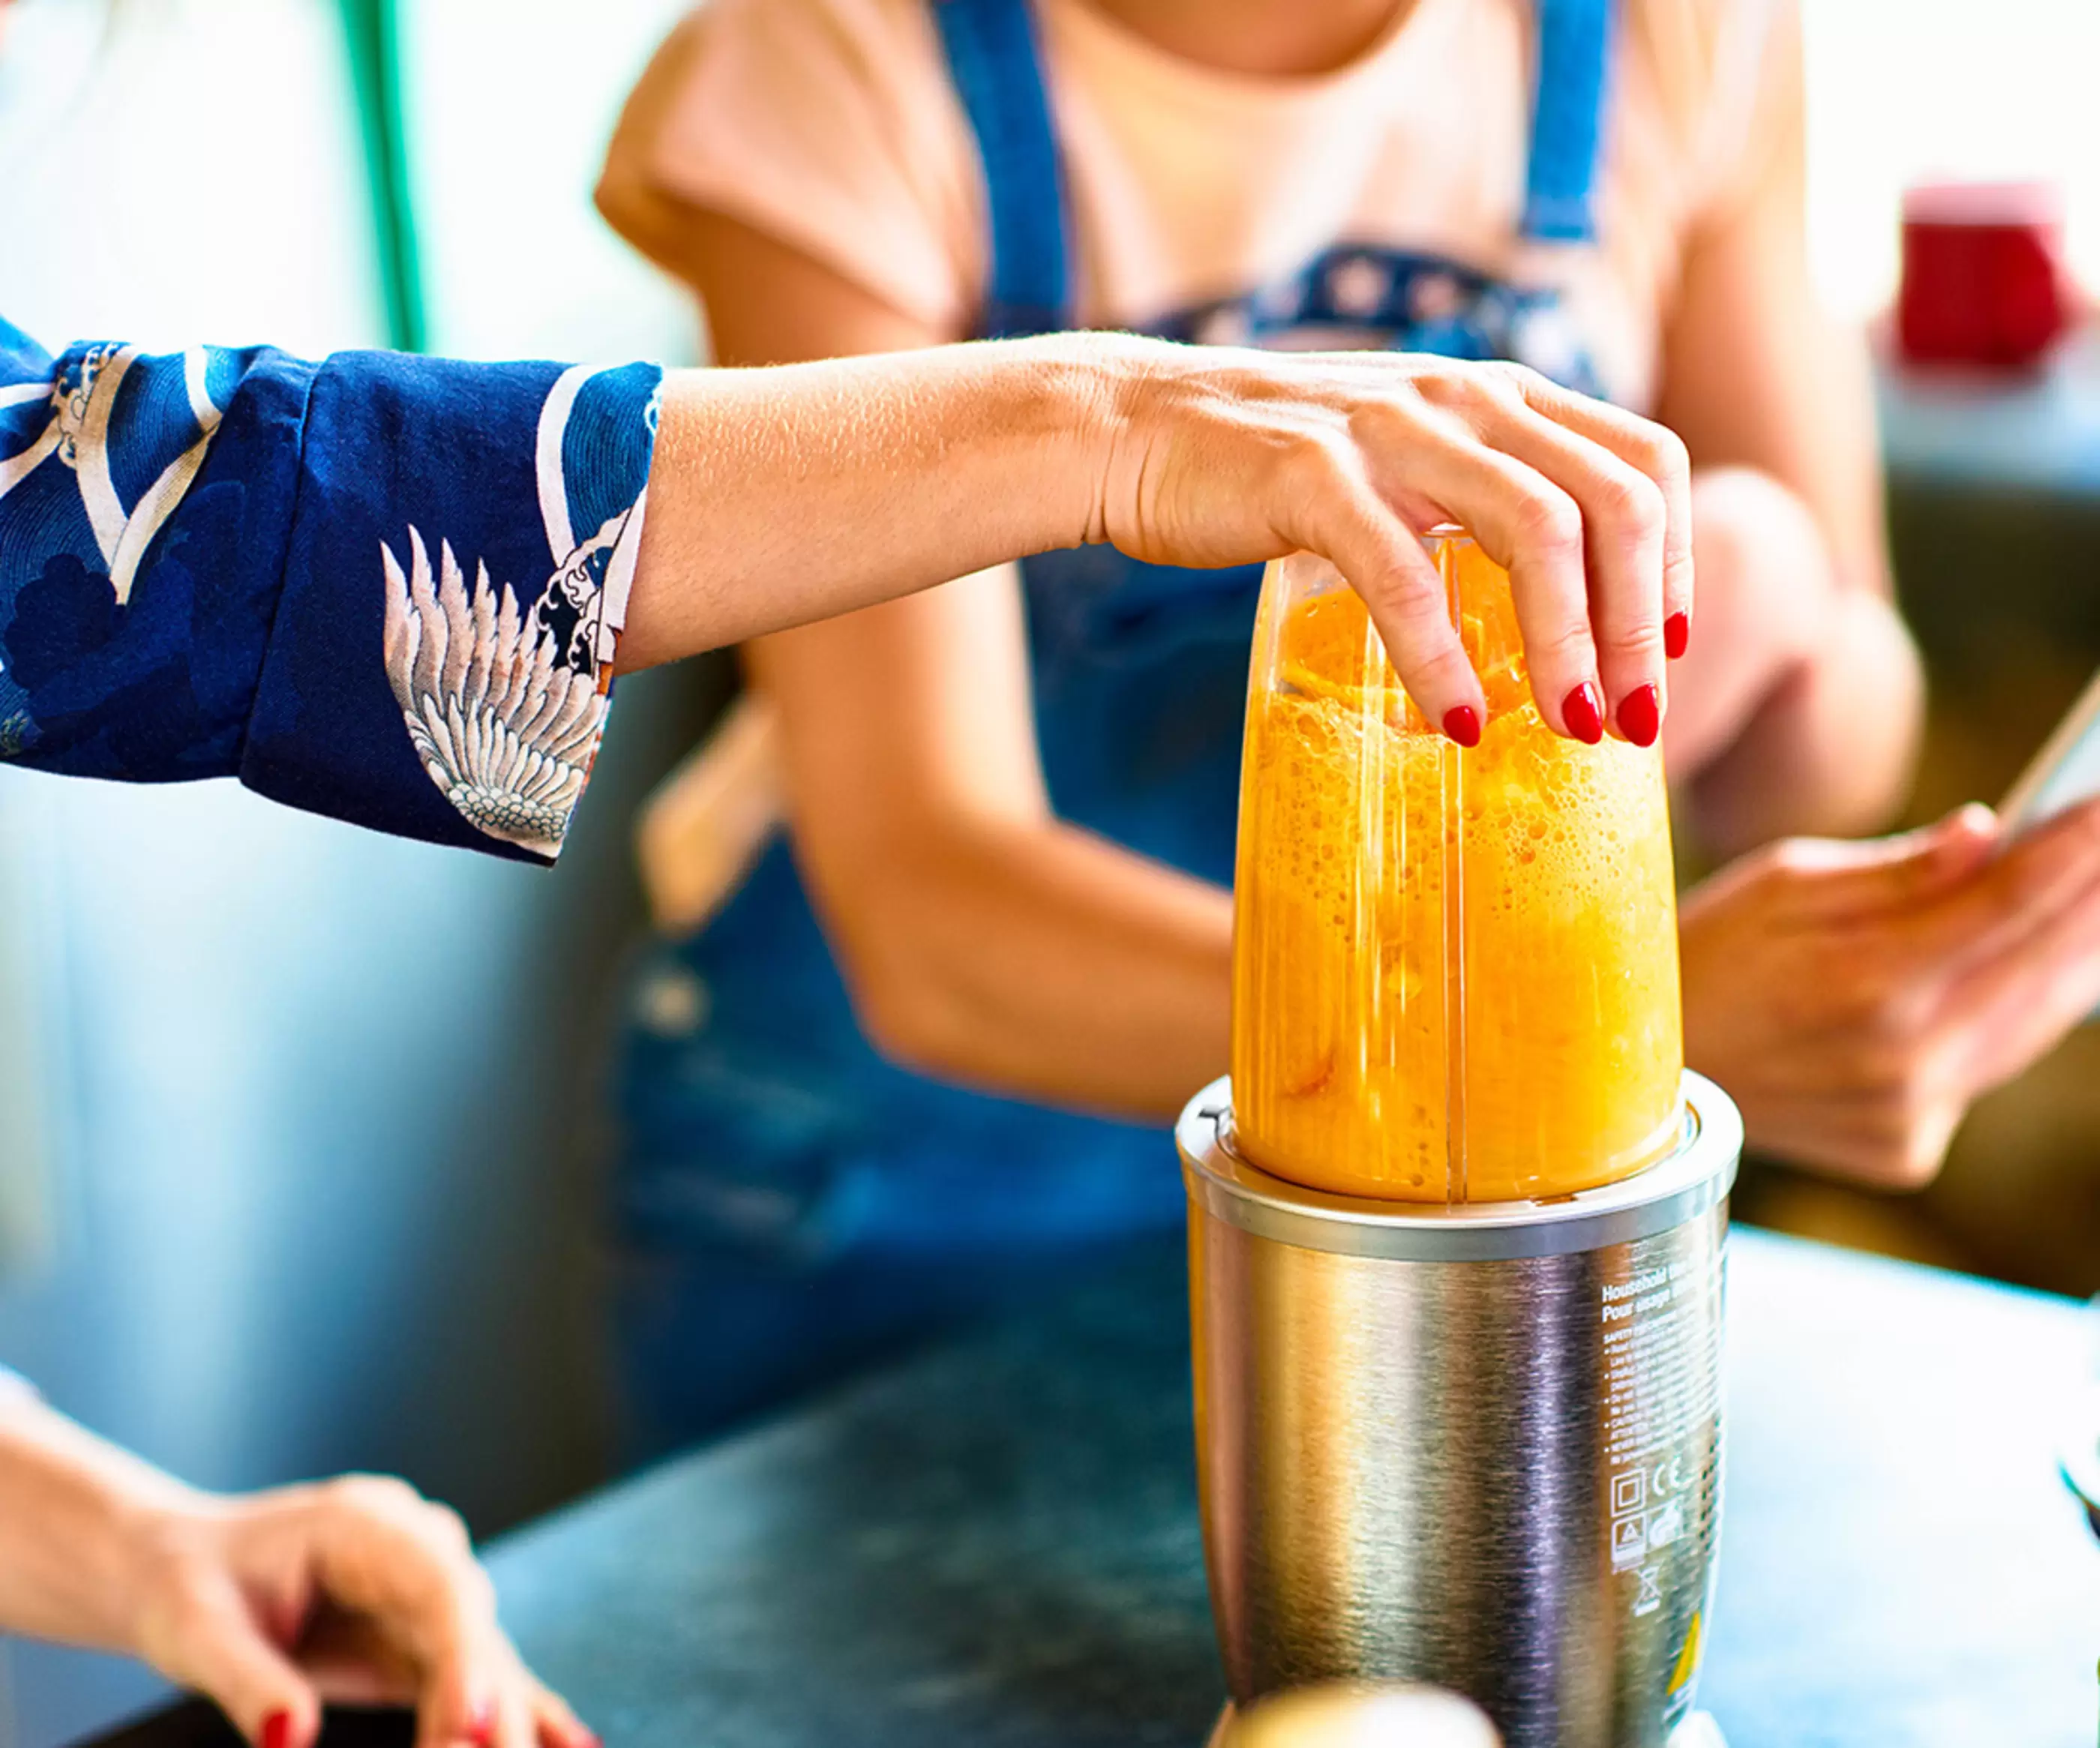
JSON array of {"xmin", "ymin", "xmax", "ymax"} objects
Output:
[
  {"xmin": 467, "ymin": 1701, "xmax": 496, "ymax": 1747},
  {"xmin": 1618, "ymin": 683, "xmax": 1661, "ymax": 748},
  {"xmin": 1664, "ymin": 611, "xmax": 1690, "ymax": 661},
  {"xmin": 260, "ymin": 1711, "xmax": 292, "ymax": 1748},
  {"xmin": 1562, "ymin": 682, "xmax": 1605, "ymax": 745},
  {"xmin": 1441, "ymin": 705, "xmax": 1480, "ymax": 748}
]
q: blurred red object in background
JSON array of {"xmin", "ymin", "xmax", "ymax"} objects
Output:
[{"xmin": 1898, "ymin": 181, "xmax": 2072, "ymax": 372}]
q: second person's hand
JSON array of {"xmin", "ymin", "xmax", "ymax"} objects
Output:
[
  {"xmin": 1682, "ymin": 798, "xmax": 2100, "ymax": 1186},
  {"xmin": 130, "ymin": 1474, "xmax": 590, "ymax": 1748}
]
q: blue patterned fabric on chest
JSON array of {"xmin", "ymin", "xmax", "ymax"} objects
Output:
[{"xmin": 1150, "ymin": 244, "xmax": 1605, "ymax": 400}]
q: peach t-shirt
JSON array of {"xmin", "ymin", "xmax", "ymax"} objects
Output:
[{"xmin": 602, "ymin": 0, "xmax": 1792, "ymax": 411}]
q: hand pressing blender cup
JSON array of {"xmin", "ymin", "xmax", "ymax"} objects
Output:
[{"xmin": 1183, "ymin": 538, "xmax": 1741, "ymax": 1748}]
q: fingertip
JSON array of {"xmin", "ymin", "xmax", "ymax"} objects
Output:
[
  {"xmin": 258, "ymin": 1701, "xmax": 319, "ymax": 1748},
  {"xmin": 425, "ymin": 1681, "xmax": 494, "ymax": 1748},
  {"xmin": 1616, "ymin": 682, "xmax": 1661, "ymax": 749},
  {"xmin": 1664, "ymin": 610, "xmax": 1690, "ymax": 661},
  {"xmin": 534, "ymin": 1712, "xmax": 596, "ymax": 1748},
  {"xmin": 1561, "ymin": 682, "xmax": 1605, "ymax": 745},
  {"xmin": 1925, "ymin": 803, "xmax": 2002, "ymax": 865}
]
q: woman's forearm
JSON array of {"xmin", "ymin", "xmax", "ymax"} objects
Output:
[
  {"xmin": 620, "ymin": 338, "xmax": 1115, "ymax": 668},
  {"xmin": 0, "ymin": 1393, "xmax": 195, "ymax": 1654},
  {"xmin": 819, "ymin": 815, "xmax": 1234, "ymax": 1120},
  {"xmin": 1665, "ymin": 469, "xmax": 1924, "ymax": 855},
  {"xmin": 618, "ymin": 331, "xmax": 1693, "ymax": 744},
  {"xmin": 1685, "ymin": 587, "xmax": 1922, "ymax": 853}
]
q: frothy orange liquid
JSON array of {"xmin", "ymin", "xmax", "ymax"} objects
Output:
[{"xmin": 1230, "ymin": 540, "xmax": 1683, "ymax": 1203}]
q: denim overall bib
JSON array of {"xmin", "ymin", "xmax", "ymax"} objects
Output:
[{"xmin": 613, "ymin": 0, "xmax": 1616, "ymax": 1452}]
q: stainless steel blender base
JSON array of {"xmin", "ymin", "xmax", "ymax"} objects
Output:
[{"xmin": 1182, "ymin": 1073, "xmax": 1743, "ymax": 1748}]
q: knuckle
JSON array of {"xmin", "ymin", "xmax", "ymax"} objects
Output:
[
  {"xmin": 1375, "ymin": 595, "xmax": 1461, "ymax": 667},
  {"xmin": 1613, "ymin": 415, "xmax": 1690, "ymax": 486},
  {"xmin": 1370, "ymin": 564, "xmax": 1450, "ymax": 623},
  {"xmin": 1884, "ymin": 1103, "xmax": 1953, "ymax": 1187},
  {"xmin": 1528, "ymin": 616, "xmax": 1594, "ymax": 673},
  {"xmin": 422, "ymin": 1501, "xmax": 476, "ymax": 1557},
  {"xmin": 1514, "ymin": 487, "xmax": 1583, "ymax": 562},
  {"xmin": 1286, "ymin": 424, "xmax": 1355, "ymax": 482},
  {"xmin": 330, "ymin": 1471, "xmax": 423, "ymax": 1520},
  {"xmin": 1602, "ymin": 619, "xmax": 1665, "ymax": 664},
  {"xmin": 1424, "ymin": 637, "xmax": 1476, "ymax": 680},
  {"xmin": 1862, "ymin": 1035, "xmax": 1954, "ymax": 1161},
  {"xmin": 1355, "ymin": 385, "xmax": 1426, "ymax": 433},
  {"xmin": 1760, "ymin": 838, "xmax": 1821, "ymax": 883},
  {"xmin": 1461, "ymin": 364, "xmax": 1528, "ymax": 416},
  {"xmin": 1486, "ymin": 359, "xmax": 1547, "ymax": 401},
  {"xmin": 453, "ymin": 1560, "xmax": 499, "ymax": 1615},
  {"xmin": 1854, "ymin": 1127, "xmax": 1913, "ymax": 1188},
  {"xmin": 1646, "ymin": 424, "xmax": 1693, "ymax": 488},
  {"xmin": 1410, "ymin": 363, "xmax": 1472, "ymax": 407},
  {"xmin": 1594, "ymin": 467, "xmax": 1666, "ymax": 544}
]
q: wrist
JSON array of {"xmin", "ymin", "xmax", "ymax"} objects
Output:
[
  {"xmin": 1018, "ymin": 331, "xmax": 1170, "ymax": 550},
  {"xmin": 0, "ymin": 1393, "xmax": 213, "ymax": 1657},
  {"xmin": 107, "ymin": 1489, "xmax": 224, "ymax": 1665}
]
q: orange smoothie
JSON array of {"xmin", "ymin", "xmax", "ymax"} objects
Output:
[{"xmin": 1230, "ymin": 537, "xmax": 1682, "ymax": 1203}]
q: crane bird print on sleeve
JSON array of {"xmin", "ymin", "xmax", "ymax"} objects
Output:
[
  {"xmin": 381, "ymin": 529, "xmax": 605, "ymax": 861},
  {"xmin": 0, "ymin": 317, "xmax": 662, "ymax": 855},
  {"xmin": 379, "ymin": 364, "xmax": 652, "ymax": 859}
]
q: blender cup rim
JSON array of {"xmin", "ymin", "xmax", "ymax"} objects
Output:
[
  {"xmin": 1279, "ymin": 528, "xmax": 1474, "ymax": 576},
  {"xmin": 1178, "ymin": 1072, "xmax": 1742, "ymax": 1263}
]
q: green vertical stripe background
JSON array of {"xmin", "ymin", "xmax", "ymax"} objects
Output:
[{"xmin": 337, "ymin": 0, "xmax": 424, "ymax": 353}]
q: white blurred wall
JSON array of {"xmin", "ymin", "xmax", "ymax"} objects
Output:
[{"xmin": 1803, "ymin": 0, "xmax": 2100, "ymax": 319}]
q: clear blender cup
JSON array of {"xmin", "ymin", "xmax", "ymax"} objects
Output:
[{"xmin": 1229, "ymin": 534, "xmax": 1683, "ymax": 1203}]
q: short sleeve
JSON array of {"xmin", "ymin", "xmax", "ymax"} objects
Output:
[
  {"xmin": 0, "ymin": 319, "xmax": 662, "ymax": 864},
  {"xmin": 1684, "ymin": 0, "xmax": 1799, "ymax": 229},
  {"xmin": 0, "ymin": 1364, "xmax": 31, "ymax": 1402},
  {"xmin": 598, "ymin": 0, "xmax": 985, "ymax": 337}
]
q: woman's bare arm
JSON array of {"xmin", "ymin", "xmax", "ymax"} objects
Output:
[
  {"xmin": 1652, "ymin": 0, "xmax": 1923, "ymax": 853},
  {"xmin": 0, "ymin": 1387, "xmax": 586, "ymax": 1748}
]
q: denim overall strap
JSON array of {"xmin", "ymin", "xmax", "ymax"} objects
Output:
[
  {"xmin": 1523, "ymin": 0, "xmax": 1614, "ymax": 243},
  {"xmin": 931, "ymin": 0, "xmax": 1075, "ymax": 337}
]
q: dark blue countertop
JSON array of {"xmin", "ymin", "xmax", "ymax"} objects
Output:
[{"xmin": 472, "ymin": 1227, "xmax": 2100, "ymax": 1748}]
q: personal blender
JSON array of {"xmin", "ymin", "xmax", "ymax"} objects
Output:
[{"xmin": 1184, "ymin": 538, "xmax": 1739, "ymax": 1748}]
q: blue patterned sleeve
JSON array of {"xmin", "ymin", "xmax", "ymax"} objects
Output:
[{"xmin": 0, "ymin": 316, "xmax": 662, "ymax": 863}]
